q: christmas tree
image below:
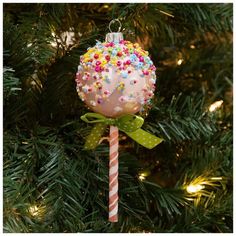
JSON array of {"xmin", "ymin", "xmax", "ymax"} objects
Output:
[{"xmin": 3, "ymin": 3, "xmax": 233, "ymax": 233}]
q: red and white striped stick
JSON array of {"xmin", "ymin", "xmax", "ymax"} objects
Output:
[{"xmin": 109, "ymin": 125, "xmax": 119, "ymax": 222}]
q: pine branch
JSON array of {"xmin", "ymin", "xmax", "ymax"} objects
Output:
[
  {"xmin": 145, "ymin": 93, "xmax": 217, "ymax": 142},
  {"xmin": 3, "ymin": 66, "xmax": 21, "ymax": 100}
]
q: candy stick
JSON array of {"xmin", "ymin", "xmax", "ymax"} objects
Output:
[{"xmin": 109, "ymin": 125, "xmax": 119, "ymax": 222}]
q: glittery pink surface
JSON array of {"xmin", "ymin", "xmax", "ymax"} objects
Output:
[{"xmin": 76, "ymin": 40, "xmax": 156, "ymax": 118}]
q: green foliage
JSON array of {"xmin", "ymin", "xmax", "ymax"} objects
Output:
[
  {"xmin": 146, "ymin": 93, "xmax": 217, "ymax": 142},
  {"xmin": 3, "ymin": 66, "xmax": 21, "ymax": 99},
  {"xmin": 3, "ymin": 3, "xmax": 232, "ymax": 233}
]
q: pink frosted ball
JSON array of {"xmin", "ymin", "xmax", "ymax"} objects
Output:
[{"xmin": 75, "ymin": 40, "xmax": 156, "ymax": 118}]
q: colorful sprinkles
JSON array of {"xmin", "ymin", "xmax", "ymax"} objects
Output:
[{"xmin": 75, "ymin": 39, "xmax": 157, "ymax": 115}]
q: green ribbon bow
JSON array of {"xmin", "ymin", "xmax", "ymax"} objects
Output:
[{"xmin": 81, "ymin": 112, "xmax": 163, "ymax": 150}]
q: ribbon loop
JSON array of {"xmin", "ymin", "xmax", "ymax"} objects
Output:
[
  {"xmin": 81, "ymin": 113, "xmax": 108, "ymax": 123},
  {"xmin": 81, "ymin": 112, "xmax": 163, "ymax": 150},
  {"xmin": 115, "ymin": 114, "xmax": 144, "ymax": 132}
]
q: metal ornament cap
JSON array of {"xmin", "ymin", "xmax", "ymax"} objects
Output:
[{"xmin": 105, "ymin": 32, "xmax": 124, "ymax": 43}]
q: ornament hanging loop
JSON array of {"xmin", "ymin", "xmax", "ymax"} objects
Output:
[
  {"xmin": 108, "ymin": 19, "xmax": 122, "ymax": 33},
  {"xmin": 106, "ymin": 19, "xmax": 123, "ymax": 43}
]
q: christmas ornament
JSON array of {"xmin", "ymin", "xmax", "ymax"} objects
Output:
[
  {"xmin": 76, "ymin": 20, "xmax": 156, "ymax": 118},
  {"xmin": 76, "ymin": 19, "xmax": 163, "ymax": 222}
]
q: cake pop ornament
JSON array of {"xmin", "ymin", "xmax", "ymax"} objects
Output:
[
  {"xmin": 76, "ymin": 19, "xmax": 156, "ymax": 118},
  {"xmin": 76, "ymin": 19, "xmax": 163, "ymax": 223}
]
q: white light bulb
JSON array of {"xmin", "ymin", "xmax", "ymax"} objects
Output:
[
  {"xmin": 29, "ymin": 205, "xmax": 39, "ymax": 216},
  {"xmin": 138, "ymin": 174, "xmax": 146, "ymax": 181},
  {"xmin": 209, "ymin": 100, "xmax": 223, "ymax": 112},
  {"xmin": 177, "ymin": 59, "xmax": 183, "ymax": 65},
  {"xmin": 186, "ymin": 184, "xmax": 204, "ymax": 193}
]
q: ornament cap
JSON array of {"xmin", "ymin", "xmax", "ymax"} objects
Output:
[{"xmin": 105, "ymin": 32, "xmax": 124, "ymax": 43}]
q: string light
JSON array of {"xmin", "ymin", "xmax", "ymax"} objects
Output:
[
  {"xmin": 138, "ymin": 173, "xmax": 146, "ymax": 181},
  {"xmin": 138, "ymin": 170, "xmax": 150, "ymax": 181},
  {"xmin": 22, "ymin": 141, "xmax": 29, "ymax": 144},
  {"xmin": 28, "ymin": 203, "xmax": 46, "ymax": 219},
  {"xmin": 190, "ymin": 44, "xmax": 196, "ymax": 49},
  {"xmin": 185, "ymin": 176, "xmax": 223, "ymax": 196},
  {"xmin": 177, "ymin": 58, "xmax": 183, "ymax": 65},
  {"xmin": 186, "ymin": 184, "xmax": 204, "ymax": 193},
  {"xmin": 29, "ymin": 205, "xmax": 39, "ymax": 216},
  {"xmin": 209, "ymin": 100, "xmax": 223, "ymax": 112}
]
